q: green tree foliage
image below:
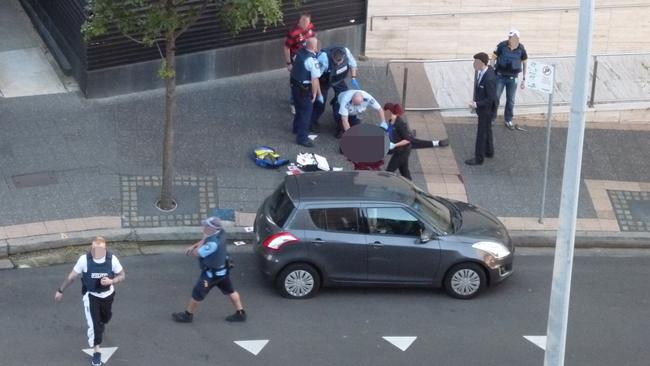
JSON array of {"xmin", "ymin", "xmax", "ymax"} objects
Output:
[{"xmin": 81, "ymin": 0, "xmax": 285, "ymax": 210}]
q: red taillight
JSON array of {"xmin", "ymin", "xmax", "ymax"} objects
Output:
[{"xmin": 263, "ymin": 232, "xmax": 299, "ymax": 251}]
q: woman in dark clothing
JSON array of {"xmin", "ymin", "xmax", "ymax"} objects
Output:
[{"xmin": 383, "ymin": 103, "xmax": 413, "ymax": 180}]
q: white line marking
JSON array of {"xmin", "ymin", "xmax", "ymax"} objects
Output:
[
  {"xmin": 383, "ymin": 336, "xmax": 417, "ymax": 351},
  {"xmin": 234, "ymin": 340, "xmax": 269, "ymax": 356}
]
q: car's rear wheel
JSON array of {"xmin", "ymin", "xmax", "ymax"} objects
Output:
[
  {"xmin": 276, "ymin": 263, "xmax": 321, "ymax": 299},
  {"xmin": 444, "ymin": 262, "xmax": 486, "ymax": 299}
]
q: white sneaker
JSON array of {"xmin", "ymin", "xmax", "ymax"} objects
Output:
[
  {"xmin": 290, "ymin": 105, "xmax": 296, "ymax": 115},
  {"xmin": 505, "ymin": 121, "xmax": 515, "ymax": 130}
]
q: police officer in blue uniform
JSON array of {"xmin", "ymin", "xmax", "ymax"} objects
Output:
[
  {"xmin": 55, "ymin": 236, "xmax": 126, "ymax": 366},
  {"xmin": 310, "ymin": 46, "xmax": 359, "ymax": 134},
  {"xmin": 290, "ymin": 37, "xmax": 322, "ymax": 147},
  {"xmin": 173, "ymin": 216, "xmax": 246, "ymax": 323}
]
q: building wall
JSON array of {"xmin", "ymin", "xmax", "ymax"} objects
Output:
[
  {"xmin": 84, "ymin": 25, "xmax": 364, "ymax": 98},
  {"xmin": 365, "ymin": 0, "xmax": 650, "ymax": 59},
  {"xmin": 20, "ymin": 0, "xmax": 367, "ymax": 97}
]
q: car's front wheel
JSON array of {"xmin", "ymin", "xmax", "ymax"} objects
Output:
[
  {"xmin": 444, "ymin": 262, "xmax": 486, "ymax": 299},
  {"xmin": 276, "ymin": 263, "xmax": 321, "ymax": 299}
]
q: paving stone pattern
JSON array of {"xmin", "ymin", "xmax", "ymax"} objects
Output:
[
  {"xmin": 608, "ymin": 190, "xmax": 650, "ymax": 232},
  {"xmin": 121, "ymin": 175, "xmax": 216, "ymax": 227}
]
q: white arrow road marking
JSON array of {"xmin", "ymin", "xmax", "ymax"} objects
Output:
[
  {"xmin": 234, "ymin": 340, "xmax": 269, "ymax": 356},
  {"xmin": 382, "ymin": 336, "xmax": 417, "ymax": 351},
  {"xmin": 524, "ymin": 335, "xmax": 547, "ymax": 351},
  {"xmin": 82, "ymin": 347, "xmax": 118, "ymax": 363}
]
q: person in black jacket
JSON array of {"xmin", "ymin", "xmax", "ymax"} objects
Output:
[
  {"xmin": 383, "ymin": 103, "xmax": 413, "ymax": 180},
  {"xmin": 466, "ymin": 52, "xmax": 497, "ymax": 166}
]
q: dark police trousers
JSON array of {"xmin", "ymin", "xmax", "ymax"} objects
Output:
[
  {"xmin": 292, "ymin": 82, "xmax": 313, "ymax": 144},
  {"xmin": 311, "ymin": 80, "xmax": 349, "ymax": 129}
]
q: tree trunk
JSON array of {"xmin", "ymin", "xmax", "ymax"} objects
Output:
[{"xmin": 159, "ymin": 31, "xmax": 177, "ymax": 211}]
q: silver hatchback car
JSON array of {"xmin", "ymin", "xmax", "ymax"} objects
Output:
[{"xmin": 254, "ymin": 171, "xmax": 514, "ymax": 299}]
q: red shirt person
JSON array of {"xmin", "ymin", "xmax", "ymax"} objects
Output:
[
  {"xmin": 284, "ymin": 13, "xmax": 316, "ymax": 70},
  {"xmin": 284, "ymin": 13, "xmax": 316, "ymax": 114}
]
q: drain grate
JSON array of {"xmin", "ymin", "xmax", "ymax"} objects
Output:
[{"xmin": 12, "ymin": 172, "xmax": 58, "ymax": 188}]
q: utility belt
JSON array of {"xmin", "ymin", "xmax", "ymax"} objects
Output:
[
  {"xmin": 290, "ymin": 78, "xmax": 311, "ymax": 91},
  {"xmin": 496, "ymin": 73, "xmax": 518, "ymax": 79},
  {"xmin": 203, "ymin": 259, "xmax": 234, "ymax": 279}
]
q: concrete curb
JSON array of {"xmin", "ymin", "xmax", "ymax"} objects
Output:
[
  {"xmin": 5, "ymin": 222, "xmax": 255, "ymax": 256},
  {"xmin": 511, "ymin": 230, "xmax": 650, "ymax": 248},
  {"xmin": 2, "ymin": 226, "xmax": 649, "ymax": 258}
]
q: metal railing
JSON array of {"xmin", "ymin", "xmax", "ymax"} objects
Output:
[
  {"xmin": 369, "ymin": 3, "xmax": 650, "ymax": 31},
  {"xmin": 386, "ymin": 52, "xmax": 650, "ymax": 111}
]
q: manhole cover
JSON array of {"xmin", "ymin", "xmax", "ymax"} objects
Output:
[{"xmin": 12, "ymin": 172, "xmax": 58, "ymax": 188}]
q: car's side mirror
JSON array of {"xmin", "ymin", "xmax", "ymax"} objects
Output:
[{"xmin": 420, "ymin": 230, "xmax": 432, "ymax": 243}]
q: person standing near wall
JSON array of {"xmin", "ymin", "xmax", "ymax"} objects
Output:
[
  {"xmin": 492, "ymin": 29, "xmax": 528, "ymax": 130},
  {"xmin": 284, "ymin": 13, "xmax": 316, "ymax": 115},
  {"xmin": 54, "ymin": 237, "xmax": 126, "ymax": 366}
]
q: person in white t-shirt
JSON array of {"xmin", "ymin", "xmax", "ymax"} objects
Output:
[{"xmin": 54, "ymin": 236, "xmax": 125, "ymax": 366}]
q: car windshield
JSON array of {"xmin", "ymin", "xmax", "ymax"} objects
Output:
[{"xmin": 411, "ymin": 190, "xmax": 454, "ymax": 234}]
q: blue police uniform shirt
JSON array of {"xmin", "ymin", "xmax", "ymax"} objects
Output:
[
  {"xmin": 319, "ymin": 47, "xmax": 358, "ymax": 73},
  {"xmin": 337, "ymin": 90, "xmax": 381, "ymax": 116},
  {"xmin": 302, "ymin": 54, "xmax": 322, "ymax": 84},
  {"xmin": 199, "ymin": 235, "xmax": 227, "ymax": 277}
]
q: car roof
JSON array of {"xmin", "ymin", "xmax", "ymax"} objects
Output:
[{"xmin": 286, "ymin": 171, "xmax": 416, "ymax": 205}]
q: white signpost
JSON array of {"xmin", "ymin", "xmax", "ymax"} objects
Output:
[{"xmin": 526, "ymin": 61, "xmax": 556, "ymax": 223}]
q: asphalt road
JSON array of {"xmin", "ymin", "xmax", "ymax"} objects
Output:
[{"xmin": 1, "ymin": 249, "xmax": 649, "ymax": 366}]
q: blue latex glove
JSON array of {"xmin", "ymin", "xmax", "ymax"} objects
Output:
[
  {"xmin": 317, "ymin": 94, "xmax": 324, "ymax": 104},
  {"xmin": 389, "ymin": 142, "xmax": 396, "ymax": 150},
  {"xmin": 351, "ymin": 78, "xmax": 361, "ymax": 89},
  {"xmin": 379, "ymin": 121, "xmax": 388, "ymax": 130}
]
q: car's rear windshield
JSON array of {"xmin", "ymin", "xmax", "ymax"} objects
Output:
[
  {"xmin": 268, "ymin": 185, "xmax": 296, "ymax": 228},
  {"xmin": 412, "ymin": 190, "xmax": 453, "ymax": 234}
]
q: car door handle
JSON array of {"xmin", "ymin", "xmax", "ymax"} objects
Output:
[
  {"xmin": 371, "ymin": 241, "xmax": 383, "ymax": 248},
  {"xmin": 312, "ymin": 239, "xmax": 324, "ymax": 246}
]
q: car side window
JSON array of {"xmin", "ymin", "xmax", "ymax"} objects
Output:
[
  {"xmin": 366, "ymin": 207, "xmax": 423, "ymax": 237},
  {"xmin": 309, "ymin": 208, "xmax": 359, "ymax": 233}
]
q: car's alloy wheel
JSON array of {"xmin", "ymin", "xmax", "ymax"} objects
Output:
[
  {"xmin": 444, "ymin": 263, "xmax": 486, "ymax": 299},
  {"xmin": 276, "ymin": 264, "xmax": 321, "ymax": 299}
]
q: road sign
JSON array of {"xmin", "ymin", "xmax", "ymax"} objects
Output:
[{"xmin": 526, "ymin": 61, "xmax": 555, "ymax": 94}]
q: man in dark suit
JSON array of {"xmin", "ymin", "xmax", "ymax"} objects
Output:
[{"xmin": 466, "ymin": 52, "xmax": 497, "ymax": 166}]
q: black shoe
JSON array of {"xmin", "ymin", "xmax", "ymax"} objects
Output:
[
  {"xmin": 297, "ymin": 140, "xmax": 314, "ymax": 148},
  {"xmin": 91, "ymin": 352, "xmax": 102, "ymax": 366},
  {"xmin": 172, "ymin": 311, "xmax": 193, "ymax": 323},
  {"xmin": 438, "ymin": 139, "xmax": 449, "ymax": 147},
  {"xmin": 225, "ymin": 310, "xmax": 247, "ymax": 322},
  {"xmin": 465, "ymin": 158, "xmax": 483, "ymax": 166},
  {"xmin": 309, "ymin": 123, "xmax": 320, "ymax": 133}
]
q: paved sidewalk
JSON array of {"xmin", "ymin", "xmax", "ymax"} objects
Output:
[
  {"xmin": 0, "ymin": 0, "xmax": 71, "ymax": 98},
  {"xmin": 1, "ymin": 60, "xmax": 649, "ymax": 265}
]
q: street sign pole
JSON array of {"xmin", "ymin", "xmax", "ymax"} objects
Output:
[
  {"xmin": 539, "ymin": 65, "xmax": 556, "ymax": 224},
  {"xmin": 543, "ymin": 1, "xmax": 594, "ymax": 365}
]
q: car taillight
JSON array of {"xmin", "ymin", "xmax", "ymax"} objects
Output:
[{"xmin": 263, "ymin": 232, "xmax": 299, "ymax": 251}]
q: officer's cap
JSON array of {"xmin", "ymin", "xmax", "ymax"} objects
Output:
[{"xmin": 202, "ymin": 216, "xmax": 222, "ymax": 230}]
